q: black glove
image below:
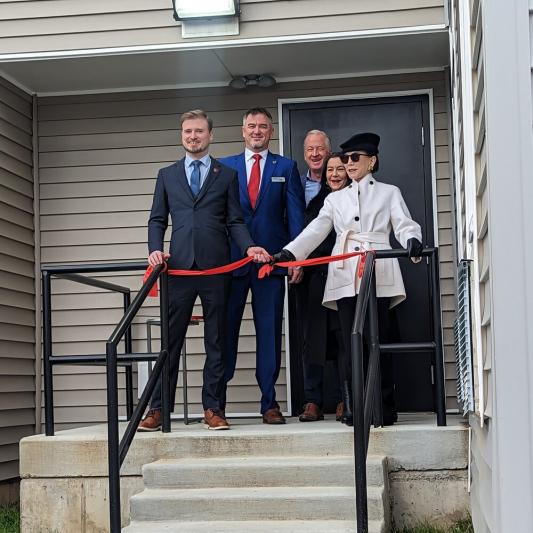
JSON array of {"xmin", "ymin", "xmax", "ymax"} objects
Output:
[
  {"xmin": 271, "ymin": 249, "xmax": 296, "ymax": 264},
  {"xmin": 406, "ymin": 238, "xmax": 423, "ymax": 258}
]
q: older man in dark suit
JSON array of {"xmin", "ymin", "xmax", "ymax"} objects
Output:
[{"xmin": 138, "ymin": 109, "xmax": 269, "ymax": 432}]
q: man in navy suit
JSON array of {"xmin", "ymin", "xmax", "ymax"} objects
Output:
[
  {"xmin": 138, "ymin": 109, "xmax": 269, "ymax": 432},
  {"xmin": 219, "ymin": 107, "xmax": 305, "ymax": 424}
]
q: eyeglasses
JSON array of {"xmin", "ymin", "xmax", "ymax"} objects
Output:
[{"xmin": 340, "ymin": 153, "xmax": 370, "ymax": 163}]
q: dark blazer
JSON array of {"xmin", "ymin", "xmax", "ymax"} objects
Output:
[
  {"xmin": 148, "ymin": 157, "xmax": 254, "ymax": 270},
  {"xmin": 300, "ymin": 181, "xmax": 342, "ymax": 366},
  {"xmin": 219, "ymin": 151, "xmax": 305, "ymax": 275}
]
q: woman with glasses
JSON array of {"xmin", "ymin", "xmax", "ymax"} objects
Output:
[
  {"xmin": 298, "ymin": 153, "xmax": 350, "ymax": 424},
  {"xmin": 274, "ymin": 133, "xmax": 423, "ymax": 425}
]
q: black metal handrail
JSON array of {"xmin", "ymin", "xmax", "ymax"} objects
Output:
[
  {"xmin": 41, "ymin": 262, "xmax": 152, "ymax": 435},
  {"xmin": 106, "ymin": 264, "xmax": 171, "ymax": 533},
  {"xmin": 41, "ymin": 261, "xmax": 171, "ymax": 532},
  {"xmin": 351, "ymin": 247, "xmax": 445, "ymax": 533}
]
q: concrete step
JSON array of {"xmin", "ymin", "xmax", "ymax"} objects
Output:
[
  {"xmin": 123, "ymin": 519, "xmax": 386, "ymax": 532},
  {"xmin": 129, "ymin": 486, "xmax": 386, "ymax": 522},
  {"xmin": 142, "ymin": 455, "xmax": 387, "ymax": 489}
]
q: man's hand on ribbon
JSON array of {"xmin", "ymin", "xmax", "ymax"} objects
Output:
[
  {"xmin": 246, "ymin": 246, "xmax": 272, "ymax": 263},
  {"xmin": 148, "ymin": 250, "xmax": 170, "ymax": 268}
]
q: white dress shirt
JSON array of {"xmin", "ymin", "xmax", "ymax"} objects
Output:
[{"xmin": 245, "ymin": 148, "xmax": 269, "ymax": 185}]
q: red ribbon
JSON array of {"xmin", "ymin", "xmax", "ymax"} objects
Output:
[
  {"xmin": 143, "ymin": 256, "xmax": 254, "ymax": 297},
  {"xmin": 257, "ymin": 250, "xmax": 369, "ymax": 279},
  {"xmin": 143, "ymin": 251, "xmax": 371, "ymax": 298}
]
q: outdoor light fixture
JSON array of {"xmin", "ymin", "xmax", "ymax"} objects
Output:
[
  {"xmin": 172, "ymin": 0, "xmax": 240, "ymax": 20},
  {"xmin": 229, "ymin": 74, "xmax": 277, "ymax": 90}
]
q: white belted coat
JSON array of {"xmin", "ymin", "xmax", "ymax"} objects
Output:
[{"xmin": 284, "ymin": 174, "xmax": 422, "ymax": 309}]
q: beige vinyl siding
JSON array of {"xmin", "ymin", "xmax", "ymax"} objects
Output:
[
  {"xmin": 0, "ymin": 0, "xmax": 446, "ymax": 55},
  {"xmin": 0, "ymin": 76, "xmax": 34, "ymax": 481},
  {"xmin": 38, "ymin": 70, "xmax": 457, "ymax": 430}
]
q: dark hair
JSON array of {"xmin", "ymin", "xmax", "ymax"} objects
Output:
[
  {"xmin": 180, "ymin": 109, "xmax": 213, "ymax": 131},
  {"xmin": 242, "ymin": 107, "xmax": 273, "ymax": 124},
  {"xmin": 320, "ymin": 152, "xmax": 350, "ymax": 188}
]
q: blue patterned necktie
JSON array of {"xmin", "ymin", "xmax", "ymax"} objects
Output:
[{"xmin": 190, "ymin": 160, "xmax": 201, "ymax": 197}]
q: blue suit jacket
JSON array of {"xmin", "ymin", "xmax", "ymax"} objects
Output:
[{"xmin": 219, "ymin": 151, "xmax": 305, "ymax": 275}]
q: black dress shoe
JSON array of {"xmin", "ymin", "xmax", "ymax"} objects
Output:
[{"xmin": 382, "ymin": 411, "xmax": 398, "ymax": 426}]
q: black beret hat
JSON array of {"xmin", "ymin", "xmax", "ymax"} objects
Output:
[{"xmin": 340, "ymin": 132, "xmax": 380, "ymax": 155}]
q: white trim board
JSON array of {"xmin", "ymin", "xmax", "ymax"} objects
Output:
[
  {"xmin": 0, "ymin": 24, "xmax": 447, "ymax": 63},
  {"xmin": 277, "ymin": 89, "xmax": 440, "ymax": 248}
]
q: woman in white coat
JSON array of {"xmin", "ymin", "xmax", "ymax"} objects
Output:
[{"xmin": 273, "ymin": 132, "xmax": 423, "ymax": 425}]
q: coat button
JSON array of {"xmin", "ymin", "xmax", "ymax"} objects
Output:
[
  {"xmin": 354, "ymin": 246, "xmax": 360, "ymax": 251},
  {"xmin": 370, "ymin": 180, "xmax": 374, "ymax": 185},
  {"xmin": 358, "ymin": 191, "xmax": 360, "ymax": 195},
  {"xmin": 355, "ymin": 216, "xmax": 360, "ymax": 221}
]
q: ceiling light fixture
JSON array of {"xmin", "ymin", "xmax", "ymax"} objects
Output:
[
  {"xmin": 229, "ymin": 74, "xmax": 277, "ymax": 90},
  {"xmin": 172, "ymin": 0, "xmax": 240, "ymax": 20}
]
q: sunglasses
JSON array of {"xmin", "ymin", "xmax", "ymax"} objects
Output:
[{"xmin": 340, "ymin": 153, "xmax": 369, "ymax": 164}]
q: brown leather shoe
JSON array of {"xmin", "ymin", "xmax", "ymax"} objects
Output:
[
  {"xmin": 263, "ymin": 407, "xmax": 286, "ymax": 425},
  {"xmin": 204, "ymin": 408, "xmax": 230, "ymax": 430},
  {"xmin": 137, "ymin": 409, "xmax": 162, "ymax": 432},
  {"xmin": 335, "ymin": 402, "xmax": 344, "ymax": 422},
  {"xmin": 299, "ymin": 403, "xmax": 324, "ymax": 422}
]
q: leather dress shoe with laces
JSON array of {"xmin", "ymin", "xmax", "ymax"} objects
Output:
[
  {"xmin": 137, "ymin": 409, "xmax": 162, "ymax": 432},
  {"xmin": 299, "ymin": 403, "xmax": 324, "ymax": 422},
  {"xmin": 335, "ymin": 402, "xmax": 344, "ymax": 422},
  {"xmin": 262, "ymin": 407, "xmax": 286, "ymax": 425},
  {"xmin": 204, "ymin": 408, "xmax": 230, "ymax": 430}
]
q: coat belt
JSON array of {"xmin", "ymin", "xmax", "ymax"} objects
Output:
[{"xmin": 336, "ymin": 230, "xmax": 390, "ymax": 269}]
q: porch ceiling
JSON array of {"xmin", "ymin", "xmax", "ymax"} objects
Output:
[{"xmin": 0, "ymin": 31, "xmax": 449, "ymax": 95}]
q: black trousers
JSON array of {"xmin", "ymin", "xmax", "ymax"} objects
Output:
[
  {"xmin": 336, "ymin": 296, "xmax": 396, "ymax": 417},
  {"xmin": 150, "ymin": 273, "xmax": 230, "ymax": 411}
]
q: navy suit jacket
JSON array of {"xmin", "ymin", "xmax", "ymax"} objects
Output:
[
  {"xmin": 219, "ymin": 151, "xmax": 305, "ymax": 275},
  {"xmin": 148, "ymin": 158, "xmax": 254, "ymax": 270}
]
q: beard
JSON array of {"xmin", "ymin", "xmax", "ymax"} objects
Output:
[
  {"xmin": 185, "ymin": 142, "xmax": 208, "ymax": 154},
  {"xmin": 248, "ymin": 138, "xmax": 268, "ymax": 151}
]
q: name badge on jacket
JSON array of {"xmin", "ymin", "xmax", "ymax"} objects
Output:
[{"xmin": 271, "ymin": 176, "xmax": 286, "ymax": 183}]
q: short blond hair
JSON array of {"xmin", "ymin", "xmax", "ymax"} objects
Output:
[{"xmin": 180, "ymin": 109, "xmax": 213, "ymax": 131}]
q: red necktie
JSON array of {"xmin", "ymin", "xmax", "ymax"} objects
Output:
[{"xmin": 248, "ymin": 154, "xmax": 262, "ymax": 209}]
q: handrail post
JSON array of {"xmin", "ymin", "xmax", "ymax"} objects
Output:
[
  {"xmin": 106, "ymin": 341, "xmax": 121, "ymax": 533},
  {"xmin": 352, "ymin": 331, "xmax": 368, "ymax": 533},
  {"xmin": 160, "ymin": 270, "xmax": 171, "ymax": 433},
  {"xmin": 123, "ymin": 292, "xmax": 134, "ymax": 420},
  {"xmin": 42, "ymin": 271, "xmax": 54, "ymax": 436},
  {"xmin": 430, "ymin": 249, "xmax": 447, "ymax": 426},
  {"xmin": 365, "ymin": 271, "xmax": 383, "ymax": 444}
]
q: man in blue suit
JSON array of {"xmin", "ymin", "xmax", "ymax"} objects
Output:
[
  {"xmin": 138, "ymin": 109, "xmax": 269, "ymax": 432},
  {"xmin": 219, "ymin": 107, "xmax": 305, "ymax": 424}
]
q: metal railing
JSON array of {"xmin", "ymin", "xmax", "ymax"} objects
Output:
[
  {"xmin": 351, "ymin": 247, "xmax": 446, "ymax": 533},
  {"xmin": 41, "ymin": 262, "xmax": 170, "ymax": 532}
]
